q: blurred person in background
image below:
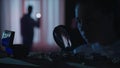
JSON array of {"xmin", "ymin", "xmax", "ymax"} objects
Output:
[{"xmin": 20, "ymin": 5, "xmax": 40, "ymax": 56}]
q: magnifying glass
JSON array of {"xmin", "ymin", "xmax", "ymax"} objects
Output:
[{"xmin": 36, "ymin": 13, "xmax": 41, "ymax": 18}]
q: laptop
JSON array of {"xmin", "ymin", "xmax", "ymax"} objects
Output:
[{"xmin": 0, "ymin": 30, "xmax": 15, "ymax": 56}]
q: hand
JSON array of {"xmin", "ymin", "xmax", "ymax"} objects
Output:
[{"xmin": 37, "ymin": 18, "xmax": 40, "ymax": 22}]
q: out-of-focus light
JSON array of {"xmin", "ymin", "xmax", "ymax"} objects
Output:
[{"xmin": 36, "ymin": 13, "xmax": 41, "ymax": 18}]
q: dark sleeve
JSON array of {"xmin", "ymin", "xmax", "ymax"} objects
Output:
[{"xmin": 31, "ymin": 18, "xmax": 40, "ymax": 28}]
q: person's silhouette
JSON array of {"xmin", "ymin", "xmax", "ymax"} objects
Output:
[{"xmin": 20, "ymin": 5, "xmax": 40, "ymax": 56}]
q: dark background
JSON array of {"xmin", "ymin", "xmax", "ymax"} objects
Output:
[
  {"xmin": 65, "ymin": 0, "xmax": 120, "ymax": 45},
  {"xmin": 0, "ymin": 1, "xmax": 2, "ymax": 44}
]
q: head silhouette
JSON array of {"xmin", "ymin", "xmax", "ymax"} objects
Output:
[{"xmin": 28, "ymin": 5, "xmax": 33, "ymax": 15}]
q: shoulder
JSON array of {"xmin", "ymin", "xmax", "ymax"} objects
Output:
[{"xmin": 21, "ymin": 14, "xmax": 28, "ymax": 21}]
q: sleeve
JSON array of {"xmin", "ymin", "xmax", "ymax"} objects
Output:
[{"xmin": 31, "ymin": 18, "xmax": 40, "ymax": 28}]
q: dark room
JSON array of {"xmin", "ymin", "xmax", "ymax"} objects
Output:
[{"xmin": 0, "ymin": 0, "xmax": 120, "ymax": 68}]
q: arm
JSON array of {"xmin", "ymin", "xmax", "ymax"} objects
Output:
[{"xmin": 32, "ymin": 18, "xmax": 40, "ymax": 28}]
